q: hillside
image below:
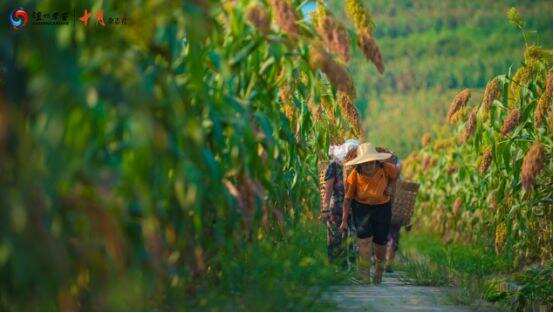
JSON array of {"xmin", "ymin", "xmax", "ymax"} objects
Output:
[{"xmin": 328, "ymin": 0, "xmax": 553, "ymax": 156}]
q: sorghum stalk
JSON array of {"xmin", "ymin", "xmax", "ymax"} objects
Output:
[
  {"xmin": 447, "ymin": 89, "xmax": 471, "ymax": 123},
  {"xmin": 481, "ymin": 78, "xmax": 500, "ymax": 117},
  {"xmin": 534, "ymin": 70, "xmax": 552, "ymax": 128},
  {"xmin": 479, "ymin": 148, "xmax": 493, "ymax": 174},
  {"xmin": 269, "ymin": 0, "xmax": 299, "ymax": 38},
  {"xmin": 461, "ymin": 107, "xmax": 477, "ymax": 142},
  {"xmin": 500, "ymin": 108, "xmax": 520, "ymax": 137},
  {"xmin": 246, "ymin": 3, "xmax": 270, "ymax": 34},
  {"xmin": 521, "ymin": 141, "xmax": 545, "ymax": 191},
  {"xmin": 313, "ymin": 4, "xmax": 351, "ymax": 63}
]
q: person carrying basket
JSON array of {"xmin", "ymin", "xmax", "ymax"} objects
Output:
[
  {"xmin": 339, "ymin": 142, "xmax": 400, "ymax": 284},
  {"xmin": 321, "ymin": 139, "xmax": 359, "ymax": 267}
]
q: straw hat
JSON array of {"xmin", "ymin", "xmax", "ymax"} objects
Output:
[{"xmin": 344, "ymin": 142, "xmax": 391, "ymax": 166}]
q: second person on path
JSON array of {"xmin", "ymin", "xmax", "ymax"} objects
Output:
[{"xmin": 322, "ymin": 139, "xmax": 359, "ymax": 267}]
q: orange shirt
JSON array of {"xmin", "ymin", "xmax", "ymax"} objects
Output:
[{"xmin": 345, "ymin": 162, "xmax": 399, "ymax": 205}]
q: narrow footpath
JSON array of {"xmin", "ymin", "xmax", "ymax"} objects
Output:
[{"xmin": 323, "ymin": 271, "xmax": 473, "ymax": 311}]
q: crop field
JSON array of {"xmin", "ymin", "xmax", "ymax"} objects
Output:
[{"xmin": 0, "ymin": 0, "xmax": 552, "ymax": 311}]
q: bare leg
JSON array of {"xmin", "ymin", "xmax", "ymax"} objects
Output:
[
  {"xmin": 374, "ymin": 244, "xmax": 386, "ymax": 284},
  {"xmin": 357, "ymin": 237, "xmax": 372, "ymax": 284}
]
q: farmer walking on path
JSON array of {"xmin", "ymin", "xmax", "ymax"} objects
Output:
[
  {"xmin": 340, "ymin": 142, "xmax": 400, "ymax": 284},
  {"xmin": 321, "ymin": 139, "xmax": 359, "ymax": 267}
]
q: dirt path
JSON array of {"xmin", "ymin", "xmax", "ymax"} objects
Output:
[{"xmin": 323, "ymin": 271, "xmax": 471, "ymax": 311}]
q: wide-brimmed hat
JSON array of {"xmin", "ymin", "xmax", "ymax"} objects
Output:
[{"xmin": 344, "ymin": 142, "xmax": 391, "ymax": 166}]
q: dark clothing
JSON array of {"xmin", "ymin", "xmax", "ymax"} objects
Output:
[
  {"xmin": 351, "ymin": 200, "xmax": 392, "ymax": 245},
  {"xmin": 326, "ymin": 214, "xmax": 357, "ymax": 267},
  {"xmin": 326, "ymin": 216, "xmax": 344, "ymax": 263},
  {"xmin": 387, "ymin": 223, "xmax": 402, "ymax": 251},
  {"xmin": 324, "ymin": 161, "xmax": 345, "ymax": 263},
  {"xmin": 324, "ymin": 161, "xmax": 356, "ymax": 266},
  {"xmin": 324, "ymin": 161, "xmax": 345, "ymax": 217}
]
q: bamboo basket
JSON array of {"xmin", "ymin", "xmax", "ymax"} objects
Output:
[
  {"xmin": 318, "ymin": 160, "xmax": 329, "ymax": 208},
  {"xmin": 390, "ymin": 180, "xmax": 420, "ymax": 225}
]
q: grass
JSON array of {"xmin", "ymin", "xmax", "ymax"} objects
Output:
[
  {"xmin": 173, "ymin": 219, "xmax": 347, "ymax": 311},
  {"xmin": 0, "ymin": 217, "xmax": 345, "ymax": 311},
  {"xmin": 397, "ymin": 232, "xmax": 553, "ymax": 311},
  {"xmin": 397, "ymin": 251, "xmax": 450, "ymax": 287}
]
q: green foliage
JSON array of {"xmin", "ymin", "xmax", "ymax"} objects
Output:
[
  {"xmin": 0, "ymin": 0, "xmax": 551, "ymax": 310},
  {"xmin": 403, "ymin": 35, "xmax": 553, "ymax": 265},
  {"xmin": 181, "ymin": 221, "xmax": 344, "ymax": 311},
  {"xmin": 401, "ymin": 233, "xmax": 511, "ymax": 278},
  {"xmin": 401, "ymin": 232, "xmax": 552, "ymax": 311},
  {"xmin": 398, "ymin": 252, "xmax": 450, "ymax": 286},
  {"xmin": 0, "ymin": 0, "xmax": 369, "ymax": 310},
  {"xmin": 328, "ymin": 0, "xmax": 553, "ymax": 156},
  {"xmin": 398, "ymin": 12, "xmax": 552, "ymax": 311}
]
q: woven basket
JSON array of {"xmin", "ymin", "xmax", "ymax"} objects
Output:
[
  {"xmin": 318, "ymin": 160, "xmax": 355, "ymax": 207},
  {"xmin": 318, "ymin": 161, "xmax": 329, "ymax": 207},
  {"xmin": 391, "ymin": 180, "xmax": 420, "ymax": 225}
]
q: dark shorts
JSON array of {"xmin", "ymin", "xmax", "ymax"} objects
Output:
[{"xmin": 351, "ymin": 200, "xmax": 391, "ymax": 245}]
